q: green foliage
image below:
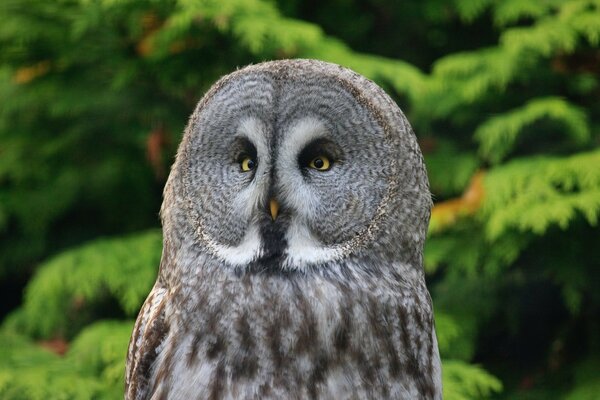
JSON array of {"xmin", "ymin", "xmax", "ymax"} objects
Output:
[
  {"xmin": 434, "ymin": 312, "xmax": 462, "ymax": 356},
  {"xmin": 0, "ymin": 321, "xmax": 132, "ymax": 399},
  {"xmin": 483, "ymin": 149, "xmax": 600, "ymax": 239},
  {"xmin": 1, "ymin": 0, "xmax": 599, "ymax": 398},
  {"xmin": 475, "ymin": 97, "xmax": 590, "ymax": 164},
  {"xmin": 418, "ymin": 0, "xmax": 600, "ymax": 123},
  {"xmin": 492, "ymin": 0, "xmax": 561, "ymax": 27},
  {"xmin": 452, "ymin": 0, "xmax": 495, "ymax": 23},
  {"xmin": 67, "ymin": 320, "xmax": 133, "ymax": 390},
  {"xmin": 443, "ymin": 360, "xmax": 503, "ymax": 400},
  {"xmin": 152, "ymin": 0, "xmax": 427, "ymax": 101},
  {"xmin": 422, "ymin": 1, "xmax": 600, "ymax": 397},
  {"xmin": 565, "ymin": 357, "xmax": 600, "ymax": 400},
  {"xmin": 425, "ymin": 140, "xmax": 479, "ymax": 197},
  {"xmin": 4, "ymin": 230, "xmax": 160, "ymax": 338}
]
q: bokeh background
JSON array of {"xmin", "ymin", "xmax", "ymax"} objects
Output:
[{"xmin": 1, "ymin": 0, "xmax": 599, "ymax": 398}]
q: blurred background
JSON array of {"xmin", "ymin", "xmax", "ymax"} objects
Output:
[{"xmin": 0, "ymin": 0, "xmax": 599, "ymax": 398}]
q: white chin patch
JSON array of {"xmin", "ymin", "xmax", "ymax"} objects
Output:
[
  {"xmin": 206, "ymin": 222, "xmax": 340, "ymax": 269},
  {"xmin": 283, "ymin": 220, "xmax": 342, "ymax": 267},
  {"xmin": 208, "ymin": 224, "xmax": 263, "ymax": 266}
]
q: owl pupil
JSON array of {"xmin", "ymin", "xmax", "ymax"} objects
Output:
[
  {"xmin": 247, "ymin": 159, "xmax": 255, "ymax": 169},
  {"xmin": 313, "ymin": 158, "xmax": 324, "ymax": 168}
]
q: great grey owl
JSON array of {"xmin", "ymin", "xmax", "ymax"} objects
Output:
[{"xmin": 126, "ymin": 59, "xmax": 442, "ymax": 399}]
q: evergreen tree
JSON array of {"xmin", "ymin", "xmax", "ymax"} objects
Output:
[{"xmin": 1, "ymin": 0, "xmax": 598, "ymax": 398}]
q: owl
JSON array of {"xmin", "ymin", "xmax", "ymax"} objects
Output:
[{"xmin": 125, "ymin": 59, "xmax": 442, "ymax": 399}]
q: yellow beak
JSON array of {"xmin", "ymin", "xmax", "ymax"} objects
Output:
[{"xmin": 269, "ymin": 199, "xmax": 279, "ymax": 221}]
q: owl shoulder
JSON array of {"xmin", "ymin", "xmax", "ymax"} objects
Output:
[{"xmin": 125, "ymin": 280, "xmax": 169, "ymax": 400}]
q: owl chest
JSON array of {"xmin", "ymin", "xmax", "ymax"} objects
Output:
[
  {"xmin": 161, "ymin": 348, "xmax": 375, "ymax": 399},
  {"xmin": 156, "ymin": 323, "xmax": 420, "ymax": 399},
  {"xmin": 149, "ymin": 283, "xmax": 435, "ymax": 399}
]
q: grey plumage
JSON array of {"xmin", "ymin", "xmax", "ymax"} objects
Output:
[{"xmin": 126, "ymin": 59, "xmax": 442, "ymax": 399}]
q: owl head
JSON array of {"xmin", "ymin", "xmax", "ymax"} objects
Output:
[{"xmin": 161, "ymin": 59, "xmax": 431, "ymax": 276}]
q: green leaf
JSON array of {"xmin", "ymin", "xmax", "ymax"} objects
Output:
[
  {"xmin": 483, "ymin": 149, "xmax": 600, "ymax": 239},
  {"xmin": 3, "ymin": 230, "xmax": 161, "ymax": 338},
  {"xmin": 475, "ymin": 97, "xmax": 590, "ymax": 164},
  {"xmin": 442, "ymin": 359, "xmax": 503, "ymax": 400}
]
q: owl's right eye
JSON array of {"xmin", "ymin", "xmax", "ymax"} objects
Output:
[{"xmin": 240, "ymin": 155, "xmax": 256, "ymax": 172}]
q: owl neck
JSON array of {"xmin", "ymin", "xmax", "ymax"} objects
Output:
[
  {"xmin": 172, "ymin": 252, "xmax": 428, "ymax": 322},
  {"xmin": 161, "ymin": 235, "xmax": 425, "ymax": 292}
]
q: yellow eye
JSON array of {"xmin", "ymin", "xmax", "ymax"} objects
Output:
[
  {"xmin": 240, "ymin": 156, "xmax": 256, "ymax": 172},
  {"xmin": 309, "ymin": 155, "xmax": 331, "ymax": 171}
]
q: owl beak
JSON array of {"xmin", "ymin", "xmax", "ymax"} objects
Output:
[{"xmin": 269, "ymin": 198, "xmax": 279, "ymax": 221}]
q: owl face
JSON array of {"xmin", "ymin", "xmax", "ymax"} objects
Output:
[{"xmin": 170, "ymin": 61, "xmax": 430, "ymax": 271}]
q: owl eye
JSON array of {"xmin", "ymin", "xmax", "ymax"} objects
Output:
[
  {"xmin": 308, "ymin": 155, "xmax": 331, "ymax": 171},
  {"xmin": 298, "ymin": 138, "xmax": 339, "ymax": 173},
  {"xmin": 240, "ymin": 155, "xmax": 256, "ymax": 172}
]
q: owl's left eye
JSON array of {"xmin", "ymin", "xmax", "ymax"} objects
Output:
[
  {"xmin": 308, "ymin": 155, "xmax": 331, "ymax": 171},
  {"xmin": 240, "ymin": 155, "xmax": 256, "ymax": 172},
  {"xmin": 298, "ymin": 138, "xmax": 339, "ymax": 174}
]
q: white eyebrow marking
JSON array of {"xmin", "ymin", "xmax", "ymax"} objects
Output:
[
  {"xmin": 231, "ymin": 117, "xmax": 270, "ymax": 223},
  {"xmin": 277, "ymin": 117, "xmax": 327, "ymax": 169},
  {"xmin": 275, "ymin": 117, "xmax": 344, "ymax": 268},
  {"xmin": 238, "ymin": 117, "xmax": 269, "ymax": 158},
  {"xmin": 276, "ymin": 117, "xmax": 328, "ymax": 218}
]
